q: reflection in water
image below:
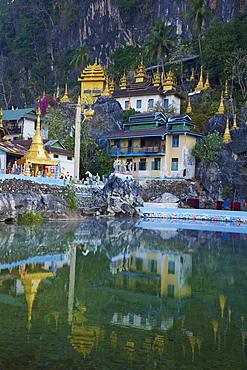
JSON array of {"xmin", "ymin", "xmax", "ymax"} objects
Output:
[{"xmin": 0, "ymin": 217, "xmax": 247, "ymax": 368}]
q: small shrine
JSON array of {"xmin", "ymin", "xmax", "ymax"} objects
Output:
[
  {"xmin": 17, "ymin": 106, "xmax": 58, "ymax": 176},
  {"xmin": 194, "ymin": 66, "xmax": 204, "ymax": 92},
  {"xmin": 217, "ymin": 93, "xmax": 225, "ymax": 114},
  {"xmin": 78, "ymin": 61, "xmax": 109, "ymax": 98},
  {"xmin": 223, "ymin": 117, "xmax": 231, "ymax": 143},
  {"xmin": 162, "ymin": 70, "xmax": 177, "ymax": 91}
]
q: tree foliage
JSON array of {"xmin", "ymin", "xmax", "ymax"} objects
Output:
[
  {"xmin": 184, "ymin": 0, "xmax": 213, "ymax": 63},
  {"xmin": 191, "ymin": 133, "xmax": 223, "ymax": 161},
  {"xmin": 144, "ymin": 20, "xmax": 176, "ymax": 75}
]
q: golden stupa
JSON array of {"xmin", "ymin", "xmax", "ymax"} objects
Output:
[
  {"xmin": 60, "ymin": 84, "xmax": 73, "ymax": 103},
  {"xmin": 223, "ymin": 117, "xmax": 231, "ymax": 143},
  {"xmin": 186, "ymin": 95, "xmax": 192, "ymax": 113},
  {"xmin": 119, "ymin": 72, "xmax": 128, "ymax": 89},
  {"xmin": 153, "ymin": 68, "xmax": 161, "ymax": 86},
  {"xmin": 217, "ymin": 92, "xmax": 225, "ymax": 114},
  {"xmin": 17, "ymin": 106, "xmax": 58, "ymax": 176},
  {"xmin": 195, "ymin": 66, "xmax": 204, "ymax": 92}
]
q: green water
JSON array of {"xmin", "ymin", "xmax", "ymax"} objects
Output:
[{"xmin": 0, "ymin": 218, "xmax": 247, "ymax": 369}]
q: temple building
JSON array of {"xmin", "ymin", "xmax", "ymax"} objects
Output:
[
  {"xmin": 100, "ymin": 111, "xmax": 202, "ymax": 180},
  {"xmin": 112, "ymin": 62, "xmax": 184, "ymax": 114},
  {"xmin": 78, "ymin": 61, "xmax": 109, "ymax": 102}
]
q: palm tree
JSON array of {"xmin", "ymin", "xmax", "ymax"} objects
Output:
[
  {"xmin": 70, "ymin": 42, "xmax": 92, "ymax": 72},
  {"xmin": 144, "ymin": 20, "xmax": 176, "ymax": 75},
  {"xmin": 184, "ymin": 0, "xmax": 213, "ymax": 64}
]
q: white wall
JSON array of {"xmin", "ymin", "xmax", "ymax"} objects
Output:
[{"xmin": 48, "ymin": 153, "xmax": 74, "ymax": 177}]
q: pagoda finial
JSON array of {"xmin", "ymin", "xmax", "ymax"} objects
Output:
[
  {"xmin": 224, "ymin": 80, "xmax": 229, "ymax": 99},
  {"xmin": 153, "ymin": 68, "xmax": 161, "ymax": 86},
  {"xmin": 223, "ymin": 117, "xmax": 231, "ymax": 143},
  {"xmin": 194, "ymin": 66, "xmax": 204, "ymax": 92},
  {"xmin": 162, "ymin": 70, "xmax": 177, "ymax": 90},
  {"xmin": 204, "ymin": 72, "xmax": 211, "ymax": 89},
  {"xmin": 60, "ymin": 84, "xmax": 73, "ymax": 103},
  {"xmin": 119, "ymin": 72, "xmax": 128, "ymax": 89},
  {"xmin": 217, "ymin": 92, "xmax": 225, "ymax": 114},
  {"xmin": 186, "ymin": 95, "xmax": 192, "ymax": 113},
  {"xmin": 109, "ymin": 79, "xmax": 115, "ymax": 94},
  {"xmin": 189, "ymin": 67, "xmax": 197, "ymax": 81},
  {"xmin": 135, "ymin": 61, "xmax": 148, "ymax": 83},
  {"xmin": 232, "ymin": 113, "xmax": 238, "ymax": 130}
]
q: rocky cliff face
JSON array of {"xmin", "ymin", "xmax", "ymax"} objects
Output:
[{"xmin": 55, "ymin": 0, "xmax": 247, "ymax": 65}]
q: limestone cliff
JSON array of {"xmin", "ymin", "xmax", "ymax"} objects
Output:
[{"xmin": 54, "ymin": 0, "xmax": 247, "ymax": 65}]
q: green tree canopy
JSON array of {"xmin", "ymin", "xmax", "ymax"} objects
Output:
[
  {"xmin": 144, "ymin": 20, "xmax": 176, "ymax": 75},
  {"xmin": 184, "ymin": 0, "xmax": 213, "ymax": 64},
  {"xmin": 192, "ymin": 133, "xmax": 223, "ymax": 161},
  {"xmin": 69, "ymin": 43, "xmax": 92, "ymax": 72}
]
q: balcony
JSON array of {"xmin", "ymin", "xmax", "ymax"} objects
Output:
[
  {"xmin": 5, "ymin": 126, "xmax": 22, "ymax": 135},
  {"xmin": 110, "ymin": 146, "xmax": 162, "ymax": 155}
]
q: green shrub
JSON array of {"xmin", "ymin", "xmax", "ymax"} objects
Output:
[
  {"xmin": 63, "ymin": 185, "xmax": 78, "ymax": 210},
  {"xmin": 18, "ymin": 211, "xmax": 43, "ymax": 222}
]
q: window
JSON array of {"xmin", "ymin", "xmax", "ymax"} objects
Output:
[
  {"xmin": 124, "ymin": 100, "xmax": 129, "ymax": 109},
  {"xmin": 171, "ymin": 158, "xmax": 178, "ymax": 171},
  {"xmin": 136, "ymin": 257, "xmax": 143, "ymax": 271},
  {"xmin": 172, "ymin": 135, "xmax": 179, "ymax": 147},
  {"xmin": 67, "ymin": 156, "xmax": 72, "ymax": 161},
  {"xmin": 114, "ymin": 139, "xmax": 120, "ymax": 146},
  {"xmin": 140, "ymin": 138, "xmax": 145, "ymax": 147},
  {"xmin": 149, "ymin": 99, "xmax": 154, "ymax": 108},
  {"xmin": 136, "ymin": 100, "xmax": 142, "ymax": 109},
  {"xmin": 168, "ymin": 261, "xmax": 175, "ymax": 274},
  {"xmin": 139, "ymin": 158, "xmax": 146, "ymax": 170},
  {"xmin": 148, "ymin": 259, "xmax": 157, "ymax": 273},
  {"xmin": 163, "ymin": 98, "xmax": 169, "ymax": 108},
  {"xmin": 167, "ymin": 284, "xmax": 175, "ymax": 298},
  {"xmin": 151, "ymin": 158, "xmax": 161, "ymax": 170},
  {"xmin": 53, "ymin": 154, "xmax": 59, "ymax": 159}
]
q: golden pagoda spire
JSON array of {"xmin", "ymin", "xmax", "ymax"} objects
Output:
[
  {"xmin": 153, "ymin": 68, "xmax": 161, "ymax": 86},
  {"xmin": 135, "ymin": 60, "xmax": 148, "ymax": 83},
  {"xmin": 17, "ymin": 106, "xmax": 58, "ymax": 175},
  {"xmin": 109, "ymin": 79, "xmax": 116, "ymax": 94},
  {"xmin": 217, "ymin": 92, "xmax": 225, "ymax": 114},
  {"xmin": 189, "ymin": 67, "xmax": 197, "ymax": 81},
  {"xmin": 186, "ymin": 95, "xmax": 192, "ymax": 113},
  {"xmin": 147, "ymin": 100, "xmax": 150, "ymax": 113},
  {"xmin": 60, "ymin": 84, "xmax": 72, "ymax": 103},
  {"xmin": 119, "ymin": 72, "xmax": 128, "ymax": 89},
  {"xmin": 223, "ymin": 117, "xmax": 231, "ymax": 143},
  {"xmin": 232, "ymin": 113, "xmax": 238, "ymax": 130},
  {"xmin": 162, "ymin": 70, "xmax": 177, "ymax": 90},
  {"xmin": 204, "ymin": 72, "xmax": 211, "ymax": 89},
  {"xmin": 0, "ymin": 108, "xmax": 9, "ymax": 142},
  {"xmin": 101, "ymin": 75, "xmax": 111, "ymax": 96},
  {"xmin": 195, "ymin": 66, "xmax": 204, "ymax": 92},
  {"xmin": 224, "ymin": 80, "xmax": 229, "ymax": 99}
]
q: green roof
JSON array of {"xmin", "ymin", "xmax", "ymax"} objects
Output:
[{"xmin": 2, "ymin": 108, "xmax": 48, "ymax": 122}]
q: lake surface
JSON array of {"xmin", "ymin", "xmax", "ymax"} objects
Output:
[{"xmin": 1, "ymin": 217, "xmax": 247, "ymax": 369}]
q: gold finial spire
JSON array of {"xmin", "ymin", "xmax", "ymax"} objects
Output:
[
  {"xmin": 224, "ymin": 80, "xmax": 229, "ymax": 99},
  {"xmin": 189, "ymin": 67, "xmax": 197, "ymax": 81},
  {"xmin": 186, "ymin": 95, "xmax": 192, "ymax": 113},
  {"xmin": 153, "ymin": 68, "xmax": 161, "ymax": 86},
  {"xmin": 223, "ymin": 117, "xmax": 231, "ymax": 143},
  {"xmin": 162, "ymin": 70, "xmax": 177, "ymax": 90},
  {"xmin": 60, "ymin": 84, "xmax": 73, "ymax": 103},
  {"xmin": 195, "ymin": 66, "xmax": 204, "ymax": 92},
  {"xmin": 109, "ymin": 79, "xmax": 115, "ymax": 94},
  {"xmin": 217, "ymin": 92, "xmax": 225, "ymax": 114},
  {"xmin": 101, "ymin": 76, "xmax": 111, "ymax": 96},
  {"xmin": 119, "ymin": 72, "xmax": 128, "ymax": 89},
  {"xmin": 204, "ymin": 72, "xmax": 211, "ymax": 89},
  {"xmin": 232, "ymin": 114, "xmax": 238, "ymax": 130},
  {"xmin": 135, "ymin": 60, "xmax": 148, "ymax": 83}
]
